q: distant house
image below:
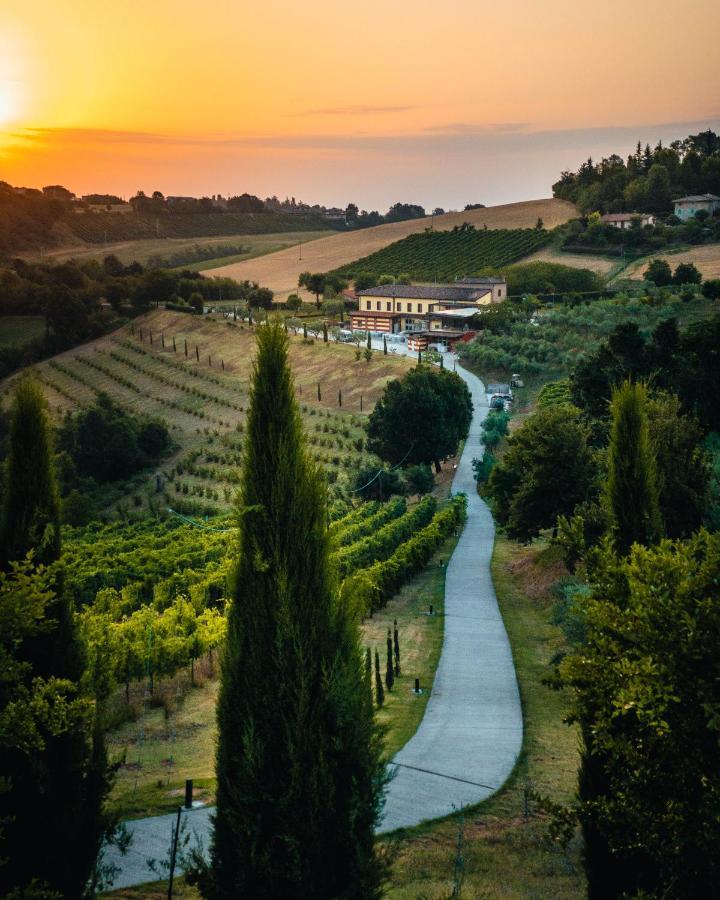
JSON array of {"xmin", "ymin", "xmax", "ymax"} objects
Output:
[
  {"xmin": 601, "ymin": 212, "xmax": 656, "ymax": 229},
  {"xmin": 673, "ymin": 194, "xmax": 720, "ymax": 221},
  {"xmin": 454, "ymin": 276, "xmax": 507, "ymax": 302}
]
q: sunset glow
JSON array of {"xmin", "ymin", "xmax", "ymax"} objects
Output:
[{"xmin": 2, "ymin": 0, "xmax": 719, "ymax": 205}]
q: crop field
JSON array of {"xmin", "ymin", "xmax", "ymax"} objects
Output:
[
  {"xmin": 521, "ymin": 243, "xmax": 622, "ymax": 276},
  {"xmin": 622, "ymin": 241, "xmax": 720, "ymax": 281},
  {"xmin": 0, "ymin": 315, "xmax": 46, "ymax": 348},
  {"xmin": 330, "ymin": 227, "xmax": 552, "ymax": 281},
  {"xmin": 211, "ymin": 199, "xmax": 577, "ymax": 298},
  {"xmin": 0, "ymin": 310, "xmax": 413, "ymax": 518},
  {"xmin": 21, "ymin": 230, "xmax": 329, "ymax": 268}
]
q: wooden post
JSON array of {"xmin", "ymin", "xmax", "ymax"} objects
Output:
[
  {"xmin": 172, "ymin": 336, "xmax": 176, "ymax": 352},
  {"xmin": 184, "ymin": 339, "xmax": 188, "ymax": 357},
  {"xmin": 317, "ymin": 383, "xmax": 321, "ymax": 402},
  {"xmin": 196, "ymin": 346, "xmax": 200, "ymax": 362},
  {"xmin": 360, "ymin": 395, "xmax": 363, "ymax": 412},
  {"xmin": 161, "ymin": 333, "xmax": 165, "ymax": 348}
]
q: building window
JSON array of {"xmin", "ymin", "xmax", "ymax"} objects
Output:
[
  {"xmin": 366, "ymin": 300, "xmax": 371, "ymax": 310},
  {"xmin": 376, "ymin": 301, "xmax": 381, "ymax": 310},
  {"xmin": 386, "ymin": 302, "xmax": 391, "ymax": 311},
  {"xmin": 407, "ymin": 302, "xmax": 412, "ymax": 312}
]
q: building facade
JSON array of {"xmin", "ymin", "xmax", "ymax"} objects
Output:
[
  {"xmin": 673, "ymin": 194, "xmax": 720, "ymax": 220},
  {"xmin": 600, "ymin": 212, "xmax": 656, "ymax": 229}
]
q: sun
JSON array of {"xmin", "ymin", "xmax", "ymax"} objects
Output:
[{"xmin": 0, "ymin": 81, "xmax": 22, "ymax": 127}]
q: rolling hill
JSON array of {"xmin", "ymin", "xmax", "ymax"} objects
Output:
[{"xmin": 211, "ymin": 199, "xmax": 577, "ymax": 298}]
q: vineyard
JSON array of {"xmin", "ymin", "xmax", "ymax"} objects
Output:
[
  {"xmin": 331, "ymin": 226, "xmax": 553, "ymax": 282},
  {"xmin": 0, "ymin": 309, "xmax": 413, "ymax": 519},
  {"xmin": 66, "ymin": 493, "xmax": 466, "ymax": 813}
]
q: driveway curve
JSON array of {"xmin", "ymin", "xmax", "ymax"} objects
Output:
[
  {"xmin": 379, "ymin": 352, "xmax": 522, "ymax": 831},
  {"xmin": 104, "ymin": 349, "xmax": 522, "ymax": 887}
]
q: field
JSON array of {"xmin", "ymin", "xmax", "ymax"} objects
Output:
[
  {"xmin": 0, "ymin": 310, "xmax": 414, "ymax": 518},
  {"xmin": 102, "ymin": 525, "xmax": 460, "ymax": 820},
  {"xmin": 522, "ymin": 243, "xmax": 623, "ymax": 276},
  {"xmin": 21, "ymin": 231, "xmax": 329, "ymax": 269},
  {"xmin": 330, "ymin": 227, "xmax": 552, "ymax": 282},
  {"xmin": 622, "ymin": 241, "xmax": 720, "ymax": 281},
  {"xmin": 0, "ymin": 315, "xmax": 45, "ymax": 349},
  {"xmin": 211, "ymin": 199, "xmax": 578, "ymax": 299}
]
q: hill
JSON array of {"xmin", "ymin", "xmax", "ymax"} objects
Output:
[
  {"xmin": 330, "ymin": 226, "xmax": 551, "ymax": 282},
  {"xmin": 622, "ymin": 242, "xmax": 720, "ymax": 281},
  {"xmin": 211, "ymin": 199, "xmax": 577, "ymax": 298},
  {"xmin": 0, "ymin": 311, "xmax": 413, "ymax": 521}
]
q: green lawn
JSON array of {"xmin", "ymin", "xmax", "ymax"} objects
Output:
[{"xmin": 0, "ymin": 316, "xmax": 45, "ymax": 349}]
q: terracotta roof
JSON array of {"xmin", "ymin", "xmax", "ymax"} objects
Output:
[
  {"xmin": 358, "ymin": 284, "xmax": 485, "ymax": 301},
  {"xmin": 673, "ymin": 194, "xmax": 720, "ymax": 203},
  {"xmin": 601, "ymin": 212, "xmax": 653, "ymax": 221},
  {"xmin": 455, "ymin": 276, "xmax": 506, "ymax": 285}
]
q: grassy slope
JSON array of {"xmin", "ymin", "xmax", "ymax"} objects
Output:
[
  {"xmin": 621, "ymin": 240, "xmax": 720, "ymax": 281},
  {"xmin": 0, "ymin": 311, "xmax": 413, "ymax": 518},
  {"xmin": 381, "ymin": 536, "xmax": 584, "ymax": 899},
  {"xmin": 20, "ymin": 231, "xmax": 329, "ymax": 268},
  {"xmin": 211, "ymin": 200, "xmax": 578, "ymax": 299}
]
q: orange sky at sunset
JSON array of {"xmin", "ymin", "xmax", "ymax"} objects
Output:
[{"xmin": 1, "ymin": 0, "xmax": 719, "ymax": 208}]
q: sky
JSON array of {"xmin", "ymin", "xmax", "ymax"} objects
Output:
[{"xmin": 1, "ymin": 0, "xmax": 719, "ymax": 210}]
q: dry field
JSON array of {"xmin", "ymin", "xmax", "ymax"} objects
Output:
[
  {"xmin": 622, "ymin": 241, "xmax": 720, "ymax": 281},
  {"xmin": 522, "ymin": 243, "xmax": 622, "ymax": 276},
  {"xmin": 21, "ymin": 231, "xmax": 328, "ymax": 267},
  {"xmin": 212, "ymin": 199, "xmax": 578, "ymax": 299}
]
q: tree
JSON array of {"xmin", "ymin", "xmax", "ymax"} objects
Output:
[
  {"xmin": 605, "ymin": 381, "xmax": 661, "ymax": 554},
  {"xmin": 673, "ymin": 261, "xmax": 702, "ymax": 285},
  {"xmin": 286, "ymin": 293, "xmax": 302, "ymax": 311},
  {"xmin": 0, "ymin": 379, "xmax": 60, "ymax": 567},
  {"xmin": 374, "ymin": 649, "xmax": 384, "ymax": 707},
  {"xmin": 403, "ymin": 463, "xmax": 434, "ymax": 495},
  {"xmin": 189, "ymin": 291, "xmax": 204, "ymax": 313},
  {"xmin": 701, "ymin": 278, "xmax": 720, "ymax": 299},
  {"xmin": 393, "ymin": 620, "xmax": 401, "ymax": 675},
  {"xmin": 555, "ymin": 532, "xmax": 720, "ymax": 898},
  {"xmin": 0, "ymin": 380, "xmax": 114, "ymax": 897},
  {"xmin": 385, "ymin": 629, "xmax": 394, "ymax": 691},
  {"xmin": 351, "ymin": 465, "xmax": 406, "ymax": 501},
  {"xmin": 196, "ymin": 322, "xmax": 386, "ymax": 898},
  {"xmin": 643, "ymin": 258, "xmax": 673, "ymax": 286},
  {"xmin": 367, "ymin": 369, "xmax": 472, "ymax": 473},
  {"xmin": 486, "ymin": 404, "xmax": 596, "ymax": 541},
  {"xmin": 298, "ymin": 271, "xmax": 327, "ymax": 308},
  {"xmin": 643, "ymin": 163, "xmax": 672, "ymax": 214},
  {"xmin": 355, "ymin": 272, "xmax": 378, "ymax": 292}
]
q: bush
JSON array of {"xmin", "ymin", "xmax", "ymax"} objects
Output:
[{"xmin": 403, "ymin": 464, "xmax": 435, "ymax": 495}]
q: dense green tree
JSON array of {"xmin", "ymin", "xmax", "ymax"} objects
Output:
[
  {"xmin": 701, "ymin": 278, "xmax": 720, "ymax": 299},
  {"xmin": 1, "ymin": 379, "xmax": 61, "ymax": 567},
  {"xmin": 0, "ymin": 379, "xmax": 114, "ymax": 898},
  {"xmin": 605, "ymin": 381, "xmax": 661, "ymax": 554},
  {"xmin": 351, "ymin": 464, "xmax": 406, "ymax": 502},
  {"xmin": 673, "ymin": 261, "xmax": 702, "ymax": 285},
  {"xmin": 367, "ymin": 368, "xmax": 472, "ymax": 472},
  {"xmin": 403, "ymin": 463, "xmax": 435, "ymax": 495},
  {"xmin": 556, "ymin": 532, "xmax": 720, "ymax": 898},
  {"xmin": 298, "ymin": 271, "xmax": 327, "ymax": 307},
  {"xmin": 647, "ymin": 392, "xmax": 710, "ymax": 537},
  {"xmin": 385, "ymin": 629, "xmax": 394, "ymax": 692},
  {"xmin": 196, "ymin": 322, "xmax": 386, "ymax": 898},
  {"xmin": 643, "ymin": 258, "xmax": 673, "ymax": 286},
  {"xmin": 486, "ymin": 404, "xmax": 596, "ymax": 541}
]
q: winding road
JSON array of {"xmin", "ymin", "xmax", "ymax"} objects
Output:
[{"xmin": 103, "ymin": 348, "xmax": 523, "ymax": 889}]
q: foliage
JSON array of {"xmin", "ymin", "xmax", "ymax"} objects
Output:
[
  {"xmin": 554, "ymin": 533, "xmax": 720, "ymax": 898},
  {"xmin": 480, "ymin": 409, "xmax": 509, "ymax": 449},
  {"xmin": 367, "ymin": 368, "xmax": 472, "ymax": 471},
  {"xmin": 486, "ymin": 405, "xmax": 596, "ymax": 541},
  {"xmin": 701, "ymin": 278, "xmax": 720, "ymax": 299},
  {"xmin": 351, "ymin": 465, "xmax": 406, "ymax": 501},
  {"xmin": 643, "ymin": 258, "xmax": 673, "ymax": 285},
  {"xmin": 330, "ymin": 497, "xmax": 406, "ymax": 548},
  {"xmin": 537, "ymin": 380, "xmax": 572, "ymax": 407},
  {"xmin": 605, "ymin": 381, "xmax": 661, "ymax": 554},
  {"xmin": 330, "ymin": 227, "xmax": 551, "ymax": 282},
  {"xmin": 196, "ymin": 321, "xmax": 387, "ymax": 898},
  {"xmin": 502, "ymin": 261, "xmax": 604, "ymax": 296},
  {"xmin": 552, "ymin": 130, "xmax": 720, "ymax": 214},
  {"xmin": 57, "ymin": 392, "xmax": 172, "ymax": 483},
  {"xmin": 403, "ymin": 463, "xmax": 435, "ymax": 495}
]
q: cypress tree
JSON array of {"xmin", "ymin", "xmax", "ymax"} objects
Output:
[
  {"xmin": 323, "ymin": 322, "xmax": 328, "ymax": 342},
  {"xmin": 0, "ymin": 379, "xmax": 114, "ymax": 897},
  {"xmin": 440, "ymin": 354, "xmax": 444, "ymax": 370},
  {"xmin": 185, "ymin": 338, "xmax": 188, "ymax": 356},
  {"xmin": 366, "ymin": 331, "xmax": 371, "ymax": 350},
  {"xmin": 173, "ymin": 335, "xmax": 177, "ymax": 352},
  {"xmin": 200, "ymin": 322, "xmax": 386, "ymax": 898},
  {"xmin": 606, "ymin": 380, "xmax": 661, "ymax": 554},
  {"xmin": 338, "ymin": 388, "xmax": 342, "ymax": 407},
  {"xmin": 317, "ymin": 382, "xmax": 322, "ymax": 401},
  {"xmin": 374, "ymin": 649, "xmax": 384, "ymax": 707},
  {"xmin": 196, "ymin": 345, "xmax": 200, "ymax": 361},
  {"xmin": 383, "ymin": 336, "xmax": 387, "ymax": 355},
  {"xmin": 393, "ymin": 619, "xmax": 401, "ymax": 675},
  {"xmin": 385, "ymin": 629, "xmax": 394, "ymax": 691},
  {"xmin": 303, "ymin": 322, "xmax": 308, "ymax": 338}
]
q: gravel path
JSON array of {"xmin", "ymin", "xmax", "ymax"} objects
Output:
[{"xmin": 103, "ymin": 348, "xmax": 522, "ymax": 888}]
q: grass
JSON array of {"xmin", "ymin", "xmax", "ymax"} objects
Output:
[
  {"xmin": 105, "ymin": 524, "xmax": 461, "ymax": 821},
  {"xmin": 621, "ymin": 240, "xmax": 720, "ymax": 281},
  {"xmin": 380, "ymin": 535, "xmax": 585, "ymax": 899},
  {"xmin": 0, "ymin": 315, "xmax": 45, "ymax": 348},
  {"xmin": 22, "ymin": 230, "xmax": 329, "ymax": 267}
]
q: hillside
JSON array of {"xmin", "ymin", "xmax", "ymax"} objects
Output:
[
  {"xmin": 622, "ymin": 241, "xmax": 720, "ymax": 281},
  {"xmin": 211, "ymin": 199, "xmax": 577, "ymax": 298},
  {"xmin": 0, "ymin": 311, "xmax": 413, "ymax": 520},
  {"xmin": 330, "ymin": 226, "xmax": 552, "ymax": 281}
]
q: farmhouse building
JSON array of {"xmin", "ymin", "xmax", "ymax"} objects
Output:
[
  {"xmin": 673, "ymin": 194, "xmax": 720, "ymax": 220},
  {"xmin": 600, "ymin": 212, "xmax": 656, "ymax": 229},
  {"xmin": 348, "ymin": 278, "xmax": 506, "ymax": 349}
]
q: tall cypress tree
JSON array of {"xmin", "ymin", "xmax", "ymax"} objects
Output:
[
  {"xmin": 606, "ymin": 380, "xmax": 661, "ymax": 554},
  {"xmin": 202, "ymin": 322, "xmax": 386, "ymax": 898},
  {"xmin": 385, "ymin": 629, "xmax": 394, "ymax": 691},
  {"xmin": 374, "ymin": 649, "xmax": 384, "ymax": 708},
  {"xmin": 0, "ymin": 378, "xmax": 113, "ymax": 897},
  {"xmin": 393, "ymin": 619, "xmax": 401, "ymax": 675}
]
